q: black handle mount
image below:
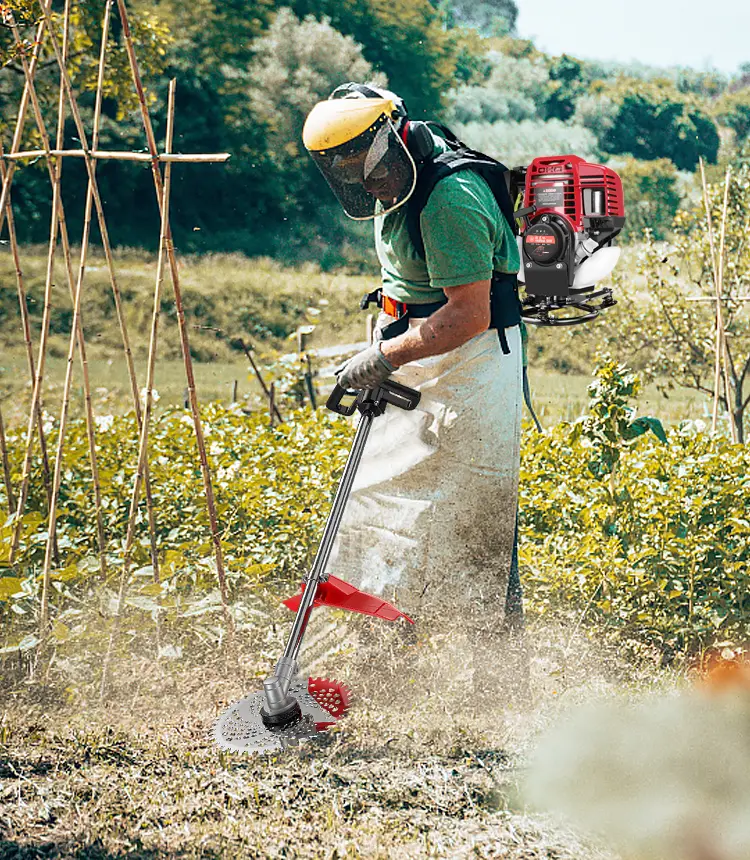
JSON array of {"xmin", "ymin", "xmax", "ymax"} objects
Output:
[{"xmin": 326, "ymin": 378, "xmax": 421, "ymax": 417}]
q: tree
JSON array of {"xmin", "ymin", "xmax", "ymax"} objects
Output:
[
  {"xmin": 599, "ymin": 167, "xmax": 750, "ymax": 442},
  {"xmin": 545, "ymin": 54, "xmax": 595, "ymax": 122},
  {"xmin": 435, "ymin": 0, "xmax": 518, "ymax": 37},
  {"xmin": 446, "ymin": 51, "xmax": 552, "ymax": 125},
  {"xmin": 244, "ymin": 8, "xmax": 386, "ymax": 216},
  {"xmin": 596, "ymin": 79, "xmax": 720, "ymax": 171},
  {"xmin": 713, "ymin": 88, "xmax": 750, "ymax": 149},
  {"xmin": 616, "ymin": 157, "xmax": 682, "ymax": 242},
  {"xmin": 285, "ymin": 0, "xmax": 458, "ymax": 117}
]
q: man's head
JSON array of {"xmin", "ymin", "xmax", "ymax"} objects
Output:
[{"xmin": 302, "ymin": 82, "xmax": 417, "ymax": 220}]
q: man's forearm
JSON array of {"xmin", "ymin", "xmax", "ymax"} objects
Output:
[{"xmin": 379, "ymin": 302, "xmax": 488, "ymax": 368}]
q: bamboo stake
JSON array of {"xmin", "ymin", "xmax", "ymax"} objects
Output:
[
  {"xmin": 89, "ymin": 0, "xmax": 160, "ymax": 582},
  {"xmin": 699, "ymin": 159, "xmax": 730, "ymax": 436},
  {"xmin": 9, "ymin": 13, "xmax": 65, "ymax": 566},
  {"xmin": 237, "ymin": 337, "xmax": 284, "ymax": 423},
  {"xmin": 716, "ymin": 167, "xmax": 737, "ymax": 444},
  {"xmin": 3, "ymin": 149, "xmax": 230, "ymax": 162},
  {"xmin": 0, "ymin": 147, "xmax": 58, "ymax": 559},
  {"xmin": 40, "ymin": 0, "xmax": 116, "ymax": 631},
  {"xmin": 0, "ymin": 15, "xmax": 46, "ymax": 237},
  {"xmin": 101, "ymin": 80, "xmax": 177, "ymax": 699},
  {"xmin": 39, "ymin": 1, "xmax": 162, "ymax": 580},
  {"xmin": 7, "ymin": 5, "xmax": 107, "ymax": 573},
  {"xmin": 0, "ymin": 405, "xmax": 14, "ymax": 514},
  {"xmin": 115, "ymin": 0, "xmax": 232, "ymax": 632}
]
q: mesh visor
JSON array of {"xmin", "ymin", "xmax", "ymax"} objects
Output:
[{"xmin": 310, "ymin": 117, "xmax": 416, "ymax": 220}]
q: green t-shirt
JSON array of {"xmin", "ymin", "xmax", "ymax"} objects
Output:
[{"xmin": 374, "ymin": 137, "xmax": 520, "ymax": 305}]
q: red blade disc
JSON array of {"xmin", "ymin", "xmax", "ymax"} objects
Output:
[{"xmin": 307, "ymin": 677, "xmax": 352, "ymax": 730}]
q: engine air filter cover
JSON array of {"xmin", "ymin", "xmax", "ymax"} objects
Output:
[{"xmin": 523, "ymin": 221, "xmax": 564, "ymax": 264}]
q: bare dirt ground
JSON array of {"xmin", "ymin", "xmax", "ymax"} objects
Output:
[{"xmin": 0, "ymin": 613, "xmax": 676, "ymax": 859}]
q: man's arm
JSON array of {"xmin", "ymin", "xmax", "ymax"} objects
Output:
[{"xmin": 379, "ymin": 279, "xmax": 491, "ymax": 368}]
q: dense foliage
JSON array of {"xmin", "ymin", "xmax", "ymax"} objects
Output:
[
  {"xmin": 0, "ymin": 404, "xmax": 351, "ymax": 654},
  {"xmin": 520, "ymin": 360, "xmax": 750, "ymax": 657},
  {"xmin": 1, "ymin": 361, "xmax": 748, "ymax": 662}
]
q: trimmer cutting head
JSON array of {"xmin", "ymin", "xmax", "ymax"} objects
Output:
[{"xmin": 214, "ymin": 677, "xmax": 351, "ymax": 754}]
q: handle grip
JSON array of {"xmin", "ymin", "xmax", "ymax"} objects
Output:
[
  {"xmin": 326, "ymin": 383, "xmax": 359, "ymax": 416},
  {"xmin": 326, "ymin": 378, "xmax": 421, "ymax": 416}
]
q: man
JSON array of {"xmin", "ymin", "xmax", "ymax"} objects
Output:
[{"xmin": 303, "ymin": 83, "xmax": 525, "ymax": 693}]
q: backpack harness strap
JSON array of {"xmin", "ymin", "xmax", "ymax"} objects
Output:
[{"xmin": 360, "ymin": 270, "xmax": 520, "ymax": 355}]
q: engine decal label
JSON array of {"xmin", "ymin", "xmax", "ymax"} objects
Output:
[{"xmin": 535, "ymin": 185, "xmax": 565, "ymax": 208}]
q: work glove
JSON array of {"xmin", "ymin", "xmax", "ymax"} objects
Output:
[
  {"xmin": 372, "ymin": 310, "xmax": 393, "ymax": 343},
  {"xmin": 335, "ymin": 342, "xmax": 399, "ymax": 390}
]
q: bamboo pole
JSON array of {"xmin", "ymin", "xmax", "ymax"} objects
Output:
[
  {"xmin": 3, "ymin": 149, "xmax": 230, "ymax": 162},
  {"xmin": 0, "ymin": 406, "xmax": 14, "ymax": 514},
  {"xmin": 0, "ymin": 147, "xmax": 58, "ymax": 560},
  {"xmin": 0, "ymin": 15, "xmax": 46, "ymax": 238},
  {"xmin": 88, "ymin": 0, "xmax": 160, "ymax": 582},
  {"xmin": 40, "ymin": 0, "xmax": 119, "ymax": 631},
  {"xmin": 699, "ymin": 159, "xmax": 731, "ymax": 437},
  {"xmin": 115, "ymin": 0, "xmax": 232, "ymax": 632},
  {"xmin": 101, "ymin": 80, "xmax": 177, "ymax": 699},
  {"xmin": 8, "ymin": 11, "xmax": 65, "ymax": 565},
  {"xmin": 7, "ymin": 5, "xmax": 107, "ymax": 573},
  {"xmin": 35, "ymin": 1, "xmax": 163, "ymax": 580},
  {"xmin": 716, "ymin": 167, "xmax": 737, "ymax": 444},
  {"xmin": 237, "ymin": 337, "xmax": 284, "ymax": 423},
  {"xmin": 13, "ymin": 0, "xmax": 170, "ymax": 582}
]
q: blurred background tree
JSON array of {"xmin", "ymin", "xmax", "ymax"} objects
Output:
[
  {"xmin": 0, "ymin": 0, "xmax": 748, "ymax": 262},
  {"xmin": 615, "ymin": 158, "xmax": 682, "ymax": 242}
]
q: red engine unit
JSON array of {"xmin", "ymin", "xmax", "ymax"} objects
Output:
[
  {"xmin": 525, "ymin": 154, "xmax": 624, "ymax": 229},
  {"xmin": 517, "ymin": 155, "xmax": 625, "ymax": 324}
]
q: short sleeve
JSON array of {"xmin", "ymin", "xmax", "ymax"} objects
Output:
[{"xmin": 419, "ymin": 173, "xmax": 497, "ymax": 289}]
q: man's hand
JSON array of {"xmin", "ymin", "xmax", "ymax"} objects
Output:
[{"xmin": 335, "ymin": 342, "xmax": 399, "ymax": 390}]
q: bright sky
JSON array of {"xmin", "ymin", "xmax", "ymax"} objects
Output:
[{"xmin": 515, "ymin": 0, "xmax": 749, "ymax": 76}]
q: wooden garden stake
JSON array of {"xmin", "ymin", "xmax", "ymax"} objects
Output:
[
  {"xmin": 269, "ymin": 383, "xmax": 276, "ymax": 427},
  {"xmin": 700, "ymin": 159, "xmax": 732, "ymax": 438},
  {"xmin": 304, "ymin": 354, "xmax": 317, "ymax": 409},
  {"xmin": 100, "ymin": 79, "xmax": 178, "ymax": 699},
  {"xmin": 115, "ymin": 0, "xmax": 233, "ymax": 633},
  {"xmin": 0, "ymin": 148, "xmax": 57, "ymax": 551},
  {"xmin": 238, "ymin": 338, "xmax": 284, "ymax": 423},
  {"xmin": 0, "ymin": 406, "xmax": 14, "ymax": 514},
  {"xmin": 40, "ymin": 0, "xmax": 115, "ymax": 630},
  {"xmin": 716, "ymin": 167, "xmax": 737, "ymax": 443},
  {"xmin": 7, "ymin": 4, "xmax": 107, "ymax": 575}
]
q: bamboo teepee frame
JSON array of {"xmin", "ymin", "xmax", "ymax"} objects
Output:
[{"xmin": 0, "ymin": 0, "xmax": 233, "ymax": 681}]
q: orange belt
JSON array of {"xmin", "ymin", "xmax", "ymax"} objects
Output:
[{"xmin": 381, "ymin": 294, "xmax": 408, "ymax": 318}]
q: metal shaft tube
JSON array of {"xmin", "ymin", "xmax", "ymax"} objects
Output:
[{"xmin": 279, "ymin": 411, "xmax": 375, "ymax": 672}]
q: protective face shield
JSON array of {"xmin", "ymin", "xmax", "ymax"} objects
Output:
[{"xmin": 303, "ymin": 98, "xmax": 417, "ymax": 220}]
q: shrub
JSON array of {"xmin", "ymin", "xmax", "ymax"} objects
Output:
[
  {"xmin": 520, "ymin": 359, "xmax": 750, "ymax": 656},
  {"xmin": 614, "ymin": 157, "xmax": 682, "ymax": 242}
]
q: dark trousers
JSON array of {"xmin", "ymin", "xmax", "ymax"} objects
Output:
[{"xmin": 504, "ymin": 516, "xmax": 524, "ymax": 632}]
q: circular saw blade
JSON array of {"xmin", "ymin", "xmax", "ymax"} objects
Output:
[{"xmin": 213, "ymin": 677, "xmax": 351, "ymax": 754}]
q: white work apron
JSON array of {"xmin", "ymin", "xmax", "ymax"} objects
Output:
[{"xmin": 327, "ymin": 323, "xmax": 522, "ymax": 628}]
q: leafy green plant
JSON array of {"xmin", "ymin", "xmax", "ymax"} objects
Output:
[
  {"xmin": 0, "ymin": 403, "xmax": 353, "ymax": 659},
  {"xmin": 520, "ymin": 361, "xmax": 750, "ymax": 657}
]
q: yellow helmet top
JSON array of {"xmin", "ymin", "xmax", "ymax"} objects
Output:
[{"xmin": 302, "ymin": 97, "xmax": 396, "ymax": 152}]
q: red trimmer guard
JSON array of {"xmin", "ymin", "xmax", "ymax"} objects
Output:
[{"xmin": 283, "ymin": 574, "xmax": 414, "ymax": 624}]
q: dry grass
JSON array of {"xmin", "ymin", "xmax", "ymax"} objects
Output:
[{"xmin": 0, "ymin": 605, "xmax": 683, "ymax": 859}]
